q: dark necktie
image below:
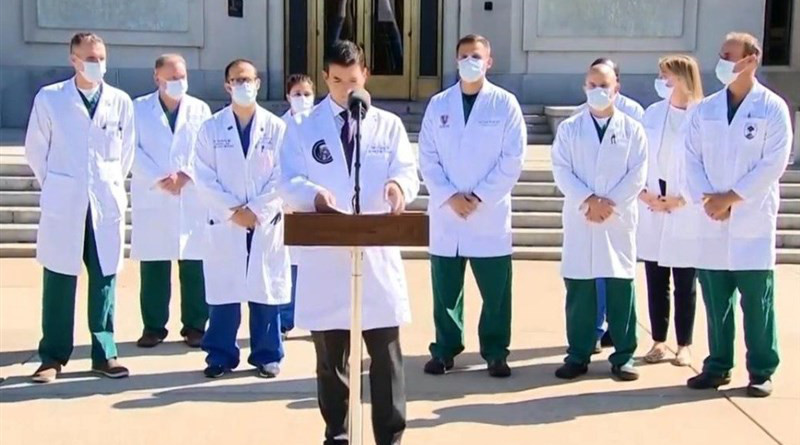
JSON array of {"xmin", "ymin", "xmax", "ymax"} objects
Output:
[{"xmin": 340, "ymin": 110, "xmax": 354, "ymax": 175}]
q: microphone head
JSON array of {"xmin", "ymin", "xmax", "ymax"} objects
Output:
[{"xmin": 347, "ymin": 88, "xmax": 371, "ymax": 116}]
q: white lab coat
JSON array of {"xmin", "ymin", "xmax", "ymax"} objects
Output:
[
  {"xmin": 576, "ymin": 93, "xmax": 646, "ymax": 123},
  {"xmin": 280, "ymin": 96, "xmax": 420, "ymax": 331},
  {"xmin": 552, "ymin": 108, "xmax": 648, "ymax": 279},
  {"xmin": 418, "ymin": 81, "xmax": 527, "ymax": 257},
  {"xmin": 684, "ymin": 81, "xmax": 792, "ymax": 270},
  {"xmin": 24, "ymin": 77, "xmax": 135, "ymax": 276},
  {"xmin": 281, "ymin": 109, "xmax": 310, "ymax": 267},
  {"xmin": 636, "ymin": 100, "xmax": 703, "ymax": 267},
  {"xmin": 130, "ymin": 91, "xmax": 211, "ymax": 261},
  {"xmin": 193, "ymin": 105, "xmax": 291, "ymax": 305}
]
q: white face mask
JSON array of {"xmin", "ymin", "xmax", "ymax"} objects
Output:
[
  {"xmin": 654, "ymin": 78, "xmax": 674, "ymax": 100},
  {"xmin": 82, "ymin": 60, "xmax": 106, "ymax": 84},
  {"xmin": 231, "ymin": 82, "xmax": 258, "ymax": 106},
  {"xmin": 715, "ymin": 59, "xmax": 740, "ymax": 86},
  {"xmin": 585, "ymin": 87, "xmax": 614, "ymax": 111},
  {"xmin": 289, "ymin": 95, "xmax": 314, "ymax": 114},
  {"xmin": 458, "ymin": 57, "xmax": 485, "ymax": 83},
  {"xmin": 164, "ymin": 78, "xmax": 188, "ymax": 100}
]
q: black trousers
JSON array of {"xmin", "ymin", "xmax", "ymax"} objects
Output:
[
  {"xmin": 312, "ymin": 327, "xmax": 406, "ymax": 445},
  {"xmin": 644, "ymin": 261, "xmax": 698, "ymax": 346}
]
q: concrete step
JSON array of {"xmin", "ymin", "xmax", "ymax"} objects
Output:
[
  {"xmin": 3, "ymin": 242, "xmax": 799, "ymax": 264},
  {"xmin": 407, "ymin": 132, "xmax": 554, "ymax": 144},
  {"xmin": 0, "ymin": 224, "xmax": 134, "ymax": 243}
]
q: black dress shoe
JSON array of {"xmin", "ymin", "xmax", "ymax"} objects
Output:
[
  {"xmin": 182, "ymin": 328, "xmax": 204, "ymax": 348},
  {"xmin": 555, "ymin": 362, "xmax": 588, "ymax": 380},
  {"xmin": 423, "ymin": 357, "xmax": 454, "ymax": 375},
  {"xmin": 204, "ymin": 365, "xmax": 228, "ymax": 379},
  {"xmin": 611, "ymin": 364, "xmax": 640, "ymax": 381},
  {"xmin": 136, "ymin": 331, "xmax": 164, "ymax": 348},
  {"xmin": 687, "ymin": 372, "xmax": 732, "ymax": 389},
  {"xmin": 487, "ymin": 360, "xmax": 511, "ymax": 378},
  {"xmin": 747, "ymin": 376, "xmax": 773, "ymax": 398}
]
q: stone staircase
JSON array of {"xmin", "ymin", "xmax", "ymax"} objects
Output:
[{"xmin": 2, "ymin": 145, "xmax": 799, "ymax": 263}]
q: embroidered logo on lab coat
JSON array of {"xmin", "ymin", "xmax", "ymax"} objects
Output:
[
  {"xmin": 312, "ymin": 139, "xmax": 333, "ymax": 164},
  {"xmin": 440, "ymin": 114, "xmax": 450, "ymax": 127},
  {"xmin": 744, "ymin": 122, "xmax": 758, "ymax": 140}
]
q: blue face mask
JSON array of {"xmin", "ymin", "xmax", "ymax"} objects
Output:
[{"xmin": 585, "ymin": 87, "xmax": 614, "ymax": 111}]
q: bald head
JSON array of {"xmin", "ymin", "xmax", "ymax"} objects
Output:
[
  {"xmin": 585, "ymin": 63, "xmax": 618, "ymax": 91},
  {"xmin": 153, "ymin": 53, "xmax": 187, "ymax": 84}
]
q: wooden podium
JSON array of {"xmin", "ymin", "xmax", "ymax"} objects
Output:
[{"xmin": 285, "ymin": 212, "xmax": 429, "ymax": 445}]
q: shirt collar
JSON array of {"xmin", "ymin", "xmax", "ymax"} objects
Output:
[{"xmin": 328, "ymin": 95, "xmax": 347, "ymax": 118}]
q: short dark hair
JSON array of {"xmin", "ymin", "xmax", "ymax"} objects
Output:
[
  {"xmin": 456, "ymin": 34, "xmax": 491, "ymax": 53},
  {"xmin": 155, "ymin": 53, "xmax": 186, "ymax": 69},
  {"xmin": 323, "ymin": 40, "xmax": 366, "ymax": 72},
  {"xmin": 286, "ymin": 74, "xmax": 313, "ymax": 93},
  {"xmin": 224, "ymin": 58, "xmax": 258, "ymax": 81},
  {"xmin": 69, "ymin": 32, "xmax": 104, "ymax": 53},
  {"xmin": 590, "ymin": 58, "xmax": 620, "ymax": 79}
]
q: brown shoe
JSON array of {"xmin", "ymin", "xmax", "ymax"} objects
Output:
[
  {"xmin": 183, "ymin": 328, "xmax": 204, "ymax": 348},
  {"xmin": 92, "ymin": 359, "xmax": 129, "ymax": 379},
  {"xmin": 32, "ymin": 363, "xmax": 62, "ymax": 384},
  {"xmin": 136, "ymin": 331, "xmax": 164, "ymax": 348}
]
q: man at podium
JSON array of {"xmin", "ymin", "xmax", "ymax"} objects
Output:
[{"xmin": 280, "ymin": 40, "xmax": 419, "ymax": 445}]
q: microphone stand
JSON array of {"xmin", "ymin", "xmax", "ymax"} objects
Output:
[{"xmin": 348, "ymin": 101, "xmax": 364, "ymax": 445}]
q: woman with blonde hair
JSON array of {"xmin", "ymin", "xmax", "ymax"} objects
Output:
[{"xmin": 637, "ymin": 54, "xmax": 704, "ymax": 367}]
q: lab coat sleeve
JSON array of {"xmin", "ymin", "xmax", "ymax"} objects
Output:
[
  {"xmin": 551, "ymin": 121, "xmax": 594, "ymax": 209},
  {"xmin": 278, "ymin": 121, "xmax": 326, "ymax": 212},
  {"xmin": 417, "ymin": 101, "xmax": 458, "ymax": 209},
  {"xmin": 731, "ymin": 102, "xmax": 792, "ymax": 201},
  {"xmin": 684, "ymin": 108, "xmax": 716, "ymax": 203},
  {"xmin": 471, "ymin": 97, "xmax": 527, "ymax": 204},
  {"xmin": 246, "ymin": 123, "xmax": 285, "ymax": 223},
  {"xmin": 180, "ymin": 103, "xmax": 212, "ymax": 183},
  {"xmin": 24, "ymin": 92, "xmax": 51, "ymax": 186},
  {"xmin": 120, "ymin": 98, "xmax": 136, "ymax": 179},
  {"xmin": 606, "ymin": 124, "xmax": 647, "ymax": 206},
  {"xmin": 387, "ymin": 117, "xmax": 420, "ymax": 204},
  {"xmin": 132, "ymin": 115, "xmax": 169, "ymax": 187},
  {"xmin": 192, "ymin": 120, "xmax": 243, "ymax": 219}
]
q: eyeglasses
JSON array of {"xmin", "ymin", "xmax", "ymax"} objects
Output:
[{"xmin": 228, "ymin": 77, "xmax": 257, "ymax": 86}]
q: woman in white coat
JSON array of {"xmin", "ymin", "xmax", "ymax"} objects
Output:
[
  {"xmin": 637, "ymin": 55, "xmax": 704, "ymax": 366},
  {"xmin": 131, "ymin": 54, "xmax": 212, "ymax": 349},
  {"xmin": 193, "ymin": 59, "xmax": 291, "ymax": 379},
  {"xmin": 278, "ymin": 73, "xmax": 315, "ymax": 337},
  {"xmin": 551, "ymin": 62, "xmax": 648, "ymax": 382}
]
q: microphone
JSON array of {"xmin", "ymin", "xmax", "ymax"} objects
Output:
[{"xmin": 347, "ymin": 88, "xmax": 371, "ymax": 118}]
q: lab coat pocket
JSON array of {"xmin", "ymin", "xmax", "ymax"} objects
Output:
[
  {"xmin": 730, "ymin": 194, "xmax": 776, "ymax": 239},
  {"xmin": 738, "ymin": 118, "xmax": 768, "ymax": 166},
  {"xmin": 102, "ymin": 124, "xmax": 123, "ymax": 161},
  {"xmin": 40, "ymin": 171, "xmax": 76, "ymax": 218}
]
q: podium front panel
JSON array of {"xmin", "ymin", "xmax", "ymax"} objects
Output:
[{"xmin": 284, "ymin": 213, "xmax": 429, "ymax": 247}]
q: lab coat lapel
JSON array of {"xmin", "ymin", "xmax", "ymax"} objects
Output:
[
  {"xmin": 65, "ymin": 77, "xmax": 91, "ymax": 121},
  {"xmin": 173, "ymin": 94, "xmax": 189, "ymax": 134},
  {"xmin": 462, "ymin": 81, "xmax": 494, "ymax": 135},
  {"xmin": 148, "ymin": 92, "xmax": 174, "ymax": 143},
  {"xmin": 648, "ymin": 100, "xmax": 669, "ymax": 190},
  {"xmin": 319, "ymin": 96, "xmax": 350, "ymax": 179},
  {"xmin": 356, "ymin": 107, "xmax": 378, "ymax": 172},
  {"xmin": 92, "ymin": 83, "xmax": 113, "ymax": 126},
  {"xmin": 447, "ymin": 84, "xmax": 466, "ymax": 138},
  {"xmin": 221, "ymin": 107, "xmax": 246, "ymax": 162},
  {"xmin": 247, "ymin": 107, "xmax": 269, "ymax": 163}
]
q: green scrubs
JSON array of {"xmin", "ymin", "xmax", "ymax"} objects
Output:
[
  {"xmin": 429, "ymin": 255, "xmax": 512, "ymax": 362},
  {"xmin": 159, "ymin": 97, "xmax": 179, "ymax": 132},
  {"xmin": 462, "ymin": 92, "xmax": 478, "ymax": 124},
  {"xmin": 38, "ymin": 212, "xmax": 117, "ymax": 366},
  {"xmin": 564, "ymin": 278, "xmax": 637, "ymax": 366},
  {"xmin": 140, "ymin": 260, "xmax": 207, "ymax": 338},
  {"xmin": 698, "ymin": 270, "xmax": 779, "ymax": 378}
]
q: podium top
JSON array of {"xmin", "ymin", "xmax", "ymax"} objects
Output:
[{"xmin": 284, "ymin": 212, "xmax": 429, "ymax": 247}]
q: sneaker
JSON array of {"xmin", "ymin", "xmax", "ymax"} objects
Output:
[
  {"xmin": 555, "ymin": 362, "xmax": 588, "ymax": 380},
  {"xmin": 687, "ymin": 372, "xmax": 732, "ymax": 389},
  {"xmin": 257, "ymin": 362, "xmax": 281, "ymax": 379},
  {"xmin": 672, "ymin": 346, "xmax": 691, "ymax": 367},
  {"xmin": 92, "ymin": 359, "xmax": 129, "ymax": 379},
  {"xmin": 32, "ymin": 363, "xmax": 62, "ymax": 384},
  {"xmin": 136, "ymin": 331, "xmax": 165, "ymax": 348},
  {"xmin": 204, "ymin": 365, "xmax": 228, "ymax": 379},
  {"xmin": 611, "ymin": 363, "xmax": 640, "ymax": 381},
  {"xmin": 487, "ymin": 359, "xmax": 511, "ymax": 378},
  {"xmin": 423, "ymin": 357, "xmax": 454, "ymax": 375},
  {"xmin": 182, "ymin": 328, "xmax": 204, "ymax": 349},
  {"xmin": 592, "ymin": 340, "xmax": 602, "ymax": 354},
  {"xmin": 747, "ymin": 376, "xmax": 773, "ymax": 398}
]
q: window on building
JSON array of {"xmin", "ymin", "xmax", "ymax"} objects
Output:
[{"xmin": 763, "ymin": 0, "xmax": 794, "ymax": 65}]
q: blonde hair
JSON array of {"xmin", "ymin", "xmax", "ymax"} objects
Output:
[
  {"xmin": 725, "ymin": 32, "xmax": 763, "ymax": 62},
  {"xmin": 658, "ymin": 54, "xmax": 704, "ymax": 103}
]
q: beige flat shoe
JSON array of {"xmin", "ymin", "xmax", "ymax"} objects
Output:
[
  {"xmin": 644, "ymin": 343, "xmax": 667, "ymax": 364},
  {"xmin": 672, "ymin": 347, "xmax": 691, "ymax": 367}
]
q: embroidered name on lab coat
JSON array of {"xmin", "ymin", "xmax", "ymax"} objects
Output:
[
  {"xmin": 312, "ymin": 139, "xmax": 333, "ymax": 164},
  {"xmin": 213, "ymin": 138, "xmax": 235, "ymax": 149},
  {"xmin": 744, "ymin": 122, "xmax": 758, "ymax": 140},
  {"xmin": 367, "ymin": 145, "xmax": 391, "ymax": 155},
  {"xmin": 478, "ymin": 119, "xmax": 501, "ymax": 126}
]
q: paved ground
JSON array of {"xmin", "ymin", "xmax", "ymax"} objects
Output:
[{"xmin": 0, "ymin": 259, "xmax": 798, "ymax": 445}]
